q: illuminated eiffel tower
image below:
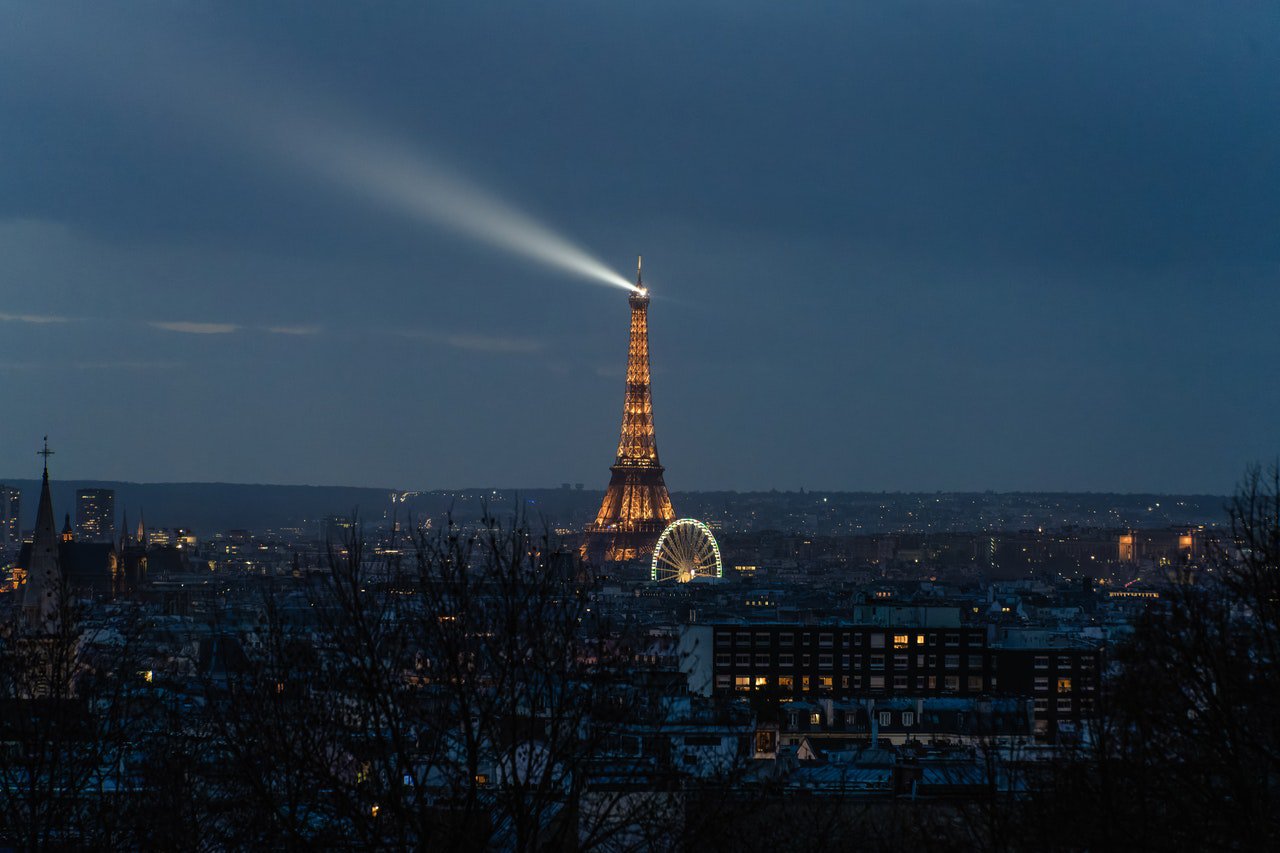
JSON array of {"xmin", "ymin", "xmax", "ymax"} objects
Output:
[{"xmin": 584, "ymin": 257, "xmax": 676, "ymax": 562}]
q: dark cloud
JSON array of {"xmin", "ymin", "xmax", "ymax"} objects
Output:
[{"xmin": 0, "ymin": 1, "xmax": 1275, "ymax": 492}]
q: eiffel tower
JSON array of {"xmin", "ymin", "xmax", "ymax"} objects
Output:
[{"xmin": 584, "ymin": 257, "xmax": 676, "ymax": 562}]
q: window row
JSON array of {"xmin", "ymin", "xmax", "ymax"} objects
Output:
[
  {"xmin": 715, "ymin": 631, "xmax": 985, "ymax": 649},
  {"xmin": 717, "ymin": 653, "xmax": 986, "ymax": 670},
  {"xmin": 717, "ymin": 674, "xmax": 987, "ymax": 692}
]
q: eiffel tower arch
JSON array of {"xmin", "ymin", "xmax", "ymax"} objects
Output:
[{"xmin": 584, "ymin": 258, "xmax": 676, "ymax": 562}]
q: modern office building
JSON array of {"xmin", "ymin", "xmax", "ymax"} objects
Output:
[
  {"xmin": 0, "ymin": 485, "xmax": 19, "ymax": 548},
  {"xmin": 76, "ymin": 488, "xmax": 116, "ymax": 543}
]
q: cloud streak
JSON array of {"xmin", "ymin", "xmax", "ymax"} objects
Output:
[
  {"xmin": 150, "ymin": 321, "xmax": 240, "ymax": 334},
  {"xmin": 0, "ymin": 312, "xmax": 72, "ymax": 324},
  {"xmin": 3, "ymin": 310, "xmax": 323, "ymax": 339}
]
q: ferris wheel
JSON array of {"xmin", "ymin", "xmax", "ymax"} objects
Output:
[{"xmin": 651, "ymin": 518, "xmax": 723, "ymax": 582}]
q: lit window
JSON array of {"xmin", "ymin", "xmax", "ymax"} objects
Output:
[
  {"xmin": 735, "ymin": 676, "xmax": 751, "ymax": 691},
  {"xmin": 893, "ymin": 634, "xmax": 909, "ymax": 649},
  {"xmin": 809, "ymin": 712, "xmax": 821, "ymax": 725},
  {"xmin": 819, "ymin": 676, "xmax": 833, "ymax": 689},
  {"xmin": 755, "ymin": 676, "xmax": 769, "ymax": 687},
  {"xmin": 802, "ymin": 676, "xmax": 811, "ymax": 691},
  {"xmin": 1057, "ymin": 677, "xmax": 1072, "ymax": 693},
  {"xmin": 916, "ymin": 634, "xmax": 925, "ymax": 645},
  {"xmin": 778, "ymin": 675, "xmax": 794, "ymax": 689}
]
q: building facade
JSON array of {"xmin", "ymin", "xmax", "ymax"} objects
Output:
[
  {"xmin": 683, "ymin": 617, "xmax": 1101, "ymax": 740},
  {"xmin": 76, "ymin": 488, "xmax": 116, "ymax": 543},
  {"xmin": 0, "ymin": 485, "xmax": 18, "ymax": 549}
]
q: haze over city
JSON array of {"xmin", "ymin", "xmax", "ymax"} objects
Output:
[{"xmin": 3, "ymin": 2, "xmax": 1275, "ymax": 494}]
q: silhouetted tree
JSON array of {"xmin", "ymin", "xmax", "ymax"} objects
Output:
[
  {"xmin": 1018, "ymin": 464, "xmax": 1280, "ymax": 851},
  {"xmin": 201, "ymin": 515, "xmax": 697, "ymax": 850}
]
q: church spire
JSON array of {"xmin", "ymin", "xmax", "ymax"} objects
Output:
[
  {"xmin": 32, "ymin": 441, "xmax": 57, "ymax": 550},
  {"xmin": 23, "ymin": 437, "xmax": 63, "ymax": 633}
]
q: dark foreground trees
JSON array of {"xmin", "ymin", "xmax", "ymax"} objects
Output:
[
  {"xmin": 1, "ymin": 519, "xmax": 695, "ymax": 850},
  {"xmin": 202, "ymin": 519, "xmax": 686, "ymax": 850},
  {"xmin": 3, "ymin": 466, "xmax": 1279, "ymax": 850},
  {"xmin": 1018, "ymin": 465, "xmax": 1280, "ymax": 851}
]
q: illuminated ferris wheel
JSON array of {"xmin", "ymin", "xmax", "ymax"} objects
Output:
[{"xmin": 651, "ymin": 518, "xmax": 723, "ymax": 582}]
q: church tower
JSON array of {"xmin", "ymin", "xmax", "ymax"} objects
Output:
[{"xmin": 22, "ymin": 438, "xmax": 63, "ymax": 634}]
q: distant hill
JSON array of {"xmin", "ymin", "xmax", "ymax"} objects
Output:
[
  {"xmin": 0, "ymin": 480, "xmax": 398, "ymax": 536},
  {"xmin": 0, "ymin": 480, "xmax": 1231, "ymax": 538}
]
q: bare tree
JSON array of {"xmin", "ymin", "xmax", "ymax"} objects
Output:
[
  {"xmin": 201, "ymin": 514, "xmax": 697, "ymax": 850},
  {"xmin": 1017, "ymin": 464, "xmax": 1280, "ymax": 851}
]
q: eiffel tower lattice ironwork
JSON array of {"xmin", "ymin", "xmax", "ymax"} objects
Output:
[{"xmin": 584, "ymin": 257, "xmax": 676, "ymax": 562}]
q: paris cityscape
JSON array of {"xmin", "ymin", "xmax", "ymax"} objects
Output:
[{"xmin": 3, "ymin": 3, "xmax": 1278, "ymax": 851}]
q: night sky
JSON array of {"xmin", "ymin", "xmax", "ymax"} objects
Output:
[{"xmin": 1, "ymin": 2, "xmax": 1276, "ymax": 493}]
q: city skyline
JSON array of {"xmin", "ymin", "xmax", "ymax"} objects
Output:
[{"xmin": 2, "ymin": 2, "xmax": 1277, "ymax": 494}]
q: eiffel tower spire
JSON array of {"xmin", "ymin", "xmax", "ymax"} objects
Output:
[{"xmin": 585, "ymin": 260, "xmax": 676, "ymax": 562}]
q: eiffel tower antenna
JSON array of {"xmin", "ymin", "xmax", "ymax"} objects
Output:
[{"xmin": 585, "ymin": 258, "xmax": 675, "ymax": 562}]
